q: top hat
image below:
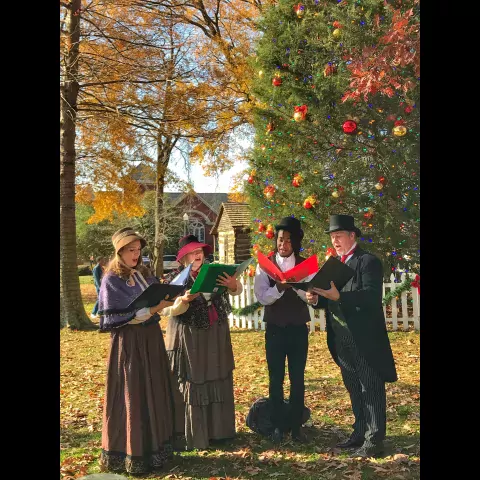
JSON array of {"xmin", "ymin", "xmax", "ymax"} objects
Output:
[
  {"xmin": 324, "ymin": 214, "xmax": 362, "ymax": 237},
  {"xmin": 274, "ymin": 216, "xmax": 304, "ymax": 239},
  {"xmin": 176, "ymin": 234, "xmax": 212, "ymax": 262}
]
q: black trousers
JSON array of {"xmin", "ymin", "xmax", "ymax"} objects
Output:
[
  {"xmin": 265, "ymin": 323, "xmax": 308, "ymax": 432},
  {"xmin": 335, "ymin": 332, "xmax": 386, "ymax": 447}
]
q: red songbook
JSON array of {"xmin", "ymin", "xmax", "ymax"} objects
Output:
[{"xmin": 257, "ymin": 251, "xmax": 319, "ymax": 283}]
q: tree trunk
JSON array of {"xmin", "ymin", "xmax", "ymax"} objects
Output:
[
  {"xmin": 60, "ymin": 0, "xmax": 95, "ymax": 330},
  {"xmin": 154, "ymin": 150, "xmax": 167, "ymax": 278}
]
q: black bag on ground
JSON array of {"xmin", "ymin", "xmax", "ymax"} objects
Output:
[{"xmin": 245, "ymin": 397, "xmax": 311, "ymax": 437}]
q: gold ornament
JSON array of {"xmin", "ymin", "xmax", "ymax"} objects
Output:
[
  {"xmin": 332, "ymin": 28, "xmax": 342, "ymax": 39},
  {"xmin": 258, "ymin": 70, "xmax": 264, "ymax": 77},
  {"xmin": 293, "ymin": 111, "xmax": 304, "ymax": 122},
  {"xmin": 375, "ymin": 183, "xmax": 384, "ymax": 190},
  {"xmin": 392, "ymin": 125, "xmax": 407, "ymax": 137},
  {"xmin": 332, "ymin": 190, "xmax": 339, "ymax": 198}
]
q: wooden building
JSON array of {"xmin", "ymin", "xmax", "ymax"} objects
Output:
[{"xmin": 210, "ymin": 202, "xmax": 252, "ymax": 264}]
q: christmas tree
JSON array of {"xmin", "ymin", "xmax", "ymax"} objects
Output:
[{"xmin": 245, "ymin": 0, "xmax": 420, "ymax": 276}]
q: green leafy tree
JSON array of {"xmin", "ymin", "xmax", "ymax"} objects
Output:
[{"xmin": 245, "ymin": 0, "xmax": 419, "ymax": 275}]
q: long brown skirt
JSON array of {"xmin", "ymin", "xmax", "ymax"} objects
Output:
[
  {"xmin": 100, "ymin": 322, "xmax": 175, "ymax": 474},
  {"xmin": 166, "ymin": 318, "xmax": 236, "ymax": 450}
]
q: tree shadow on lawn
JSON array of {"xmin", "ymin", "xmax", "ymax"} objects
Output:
[{"xmin": 161, "ymin": 429, "xmax": 420, "ymax": 480}]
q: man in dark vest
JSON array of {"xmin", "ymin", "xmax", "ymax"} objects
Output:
[
  {"xmin": 254, "ymin": 217, "xmax": 313, "ymax": 443},
  {"xmin": 306, "ymin": 214, "xmax": 397, "ymax": 458}
]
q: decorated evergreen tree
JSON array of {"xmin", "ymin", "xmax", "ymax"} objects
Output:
[{"xmin": 245, "ymin": 0, "xmax": 420, "ymax": 276}]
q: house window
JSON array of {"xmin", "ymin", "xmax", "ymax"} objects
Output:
[{"xmin": 188, "ymin": 219, "xmax": 205, "ymax": 243}]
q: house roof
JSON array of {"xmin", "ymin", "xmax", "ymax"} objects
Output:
[
  {"xmin": 210, "ymin": 202, "xmax": 251, "ymax": 235},
  {"xmin": 168, "ymin": 192, "xmax": 229, "ymax": 214}
]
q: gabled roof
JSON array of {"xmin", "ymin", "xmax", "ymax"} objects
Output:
[
  {"xmin": 210, "ymin": 202, "xmax": 251, "ymax": 235},
  {"xmin": 169, "ymin": 191, "xmax": 229, "ymax": 214}
]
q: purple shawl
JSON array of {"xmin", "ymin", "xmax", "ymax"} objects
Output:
[{"xmin": 98, "ymin": 271, "xmax": 160, "ymax": 331}]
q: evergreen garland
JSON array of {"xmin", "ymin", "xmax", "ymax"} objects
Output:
[
  {"xmin": 230, "ymin": 276, "xmax": 416, "ymax": 315},
  {"xmin": 382, "ymin": 275, "xmax": 414, "ymax": 306}
]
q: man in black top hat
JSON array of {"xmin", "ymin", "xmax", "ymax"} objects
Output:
[
  {"xmin": 306, "ymin": 214, "xmax": 397, "ymax": 458},
  {"xmin": 254, "ymin": 216, "xmax": 313, "ymax": 444}
]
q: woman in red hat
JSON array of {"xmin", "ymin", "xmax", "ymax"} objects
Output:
[{"xmin": 162, "ymin": 234, "xmax": 243, "ymax": 450}]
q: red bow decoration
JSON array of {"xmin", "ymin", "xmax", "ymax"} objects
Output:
[
  {"xmin": 411, "ymin": 274, "xmax": 420, "ymax": 294},
  {"xmin": 294, "ymin": 104, "xmax": 308, "ymax": 120}
]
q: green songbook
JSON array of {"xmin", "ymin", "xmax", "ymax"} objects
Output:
[{"xmin": 190, "ymin": 258, "xmax": 254, "ymax": 294}]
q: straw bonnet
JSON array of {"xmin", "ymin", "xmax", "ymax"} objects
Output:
[{"xmin": 111, "ymin": 227, "xmax": 146, "ymax": 254}]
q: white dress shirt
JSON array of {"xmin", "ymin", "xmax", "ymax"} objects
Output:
[
  {"xmin": 341, "ymin": 242, "xmax": 357, "ymax": 264},
  {"xmin": 254, "ymin": 252, "xmax": 315, "ymax": 306}
]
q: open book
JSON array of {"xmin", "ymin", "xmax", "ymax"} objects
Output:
[
  {"xmin": 257, "ymin": 251, "xmax": 319, "ymax": 283},
  {"xmin": 126, "ymin": 264, "xmax": 192, "ymax": 310},
  {"xmin": 190, "ymin": 257, "xmax": 254, "ymax": 294},
  {"xmin": 287, "ymin": 255, "xmax": 355, "ymax": 291}
]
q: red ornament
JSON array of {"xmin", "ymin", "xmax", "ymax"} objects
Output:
[
  {"xmin": 293, "ymin": 104, "xmax": 308, "ymax": 122},
  {"xmin": 248, "ymin": 175, "xmax": 254, "ymax": 184},
  {"xmin": 247, "ymin": 265, "xmax": 256, "ymax": 277},
  {"xmin": 333, "ymin": 21, "xmax": 342, "ymax": 28},
  {"xmin": 378, "ymin": 176, "xmax": 387, "ymax": 185},
  {"xmin": 323, "ymin": 64, "xmax": 337, "ymax": 77},
  {"xmin": 266, "ymin": 230, "xmax": 275, "ymax": 239},
  {"xmin": 394, "ymin": 119, "xmax": 405, "ymax": 126},
  {"xmin": 272, "ymin": 76, "xmax": 282, "ymax": 87},
  {"xmin": 263, "ymin": 185, "xmax": 276, "ymax": 199},
  {"xmin": 411, "ymin": 274, "xmax": 420, "ymax": 294},
  {"xmin": 404, "ymin": 105, "xmax": 414, "ymax": 114},
  {"xmin": 258, "ymin": 222, "xmax": 266, "ymax": 232},
  {"xmin": 292, "ymin": 174, "xmax": 302, "ymax": 187},
  {"xmin": 303, "ymin": 200, "xmax": 312, "ymax": 209},
  {"xmin": 342, "ymin": 120, "xmax": 357, "ymax": 134},
  {"xmin": 325, "ymin": 247, "xmax": 336, "ymax": 259}
]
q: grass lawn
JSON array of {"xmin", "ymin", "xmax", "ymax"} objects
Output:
[{"xmin": 60, "ymin": 283, "xmax": 420, "ymax": 480}]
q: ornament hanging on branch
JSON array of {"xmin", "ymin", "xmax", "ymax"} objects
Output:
[
  {"xmin": 303, "ymin": 195, "xmax": 316, "ymax": 209},
  {"xmin": 332, "ymin": 28, "xmax": 342, "ymax": 40},
  {"xmin": 294, "ymin": 4, "xmax": 305, "ymax": 18},
  {"xmin": 247, "ymin": 265, "xmax": 256, "ymax": 277},
  {"xmin": 325, "ymin": 247, "xmax": 336, "ymax": 260},
  {"xmin": 293, "ymin": 104, "xmax": 308, "ymax": 122},
  {"xmin": 265, "ymin": 224, "xmax": 275, "ymax": 239},
  {"xmin": 342, "ymin": 120, "xmax": 357, "ymax": 134},
  {"xmin": 392, "ymin": 125, "xmax": 407, "ymax": 136},
  {"xmin": 272, "ymin": 75, "xmax": 282, "ymax": 87},
  {"xmin": 266, "ymin": 122, "xmax": 275, "ymax": 134},
  {"xmin": 258, "ymin": 222, "xmax": 266, "ymax": 233},
  {"xmin": 247, "ymin": 169, "xmax": 256, "ymax": 184},
  {"xmin": 292, "ymin": 174, "xmax": 303, "ymax": 187},
  {"xmin": 263, "ymin": 184, "xmax": 276, "ymax": 199},
  {"xmin": 363, "ymin": 208, "xmax": 374, "ymax": 220},
  {"xmin": 324, "ymin": 64, "xmax": 337, "ymax": 77},
  {"xmin": 331, "ymin": 186, "xmax": 344, "ymax": 198},
  {"xmin": 258, "ymin": 70, "xmax": 264, "ymax": 77}
]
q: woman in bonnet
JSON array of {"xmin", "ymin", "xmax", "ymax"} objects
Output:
[
  {"xmin": 162, "ymin": 234, "xmax": 243, "ymax": 450},
  {"xmin": 98, "ymin": 227, "xmax": 176, "ymax": 474}
]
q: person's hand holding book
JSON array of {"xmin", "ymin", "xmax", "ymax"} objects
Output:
[
  {"xmin": 311, "ymin": 281, "xmax": 340, "ymax": 301},
  {"xmin": 181, "ymin": 289, "xmax": 201, "ymax": 303},
  {"xmin": 275, "ymin": 281, "xmax": 292, "ymax": 292},
  {"xmin": 216, "ymin": 272, "xmax": 237, "ymax": 291}
]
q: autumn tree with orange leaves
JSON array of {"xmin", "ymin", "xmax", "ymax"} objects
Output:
[{"xmin": 75, "ymin": 1, "xmax": 262, "ymax": 277}]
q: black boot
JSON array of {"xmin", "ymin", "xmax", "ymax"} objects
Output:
[
  {"xmin": 351, "ymin": 442, "xmax": 385, "ymax": 458},
  {"xmin": 271, "ymin": 428, "xmax": 283, "ymax": 444},
  {"xmin": 291, "ymin": 427, "xmax": 308, "ymax": 444},
  {"xmin": 336, "ymin": 435, "xmax": 364, "ymax": 449}
]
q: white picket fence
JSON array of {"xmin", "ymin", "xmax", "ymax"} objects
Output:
[{"xmin": 228, "ymin": 272, "xmax": 420, "ymax": 332}]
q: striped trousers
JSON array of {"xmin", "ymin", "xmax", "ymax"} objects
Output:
[{"xmin": 335, "ymin": 332, "xmax": 386, "ymax": 447}]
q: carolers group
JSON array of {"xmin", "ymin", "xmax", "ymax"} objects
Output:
[{"xmin": 97, "ymin": 214, "xmax": 397, "ymax": 475}]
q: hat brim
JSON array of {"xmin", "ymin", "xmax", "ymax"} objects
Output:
[
  {"xmin": 324, "ymin": 226, "xmax": 362, "ymax": 237},
  {"xmin": 115, "ymin": 235, "xmax": 147, "ymax": 253},
  {"xmin": 176, "ymin": 242, "xmax": 212, "ymax": 262}
]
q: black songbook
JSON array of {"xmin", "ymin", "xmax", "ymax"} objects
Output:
[
  {"xmin": 287, "ymin": 256, "xmax": 355, "ymax": 292},
  {"xmin": 126, "ymin": 264, "xmax": 192, "ymax": 310}
]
